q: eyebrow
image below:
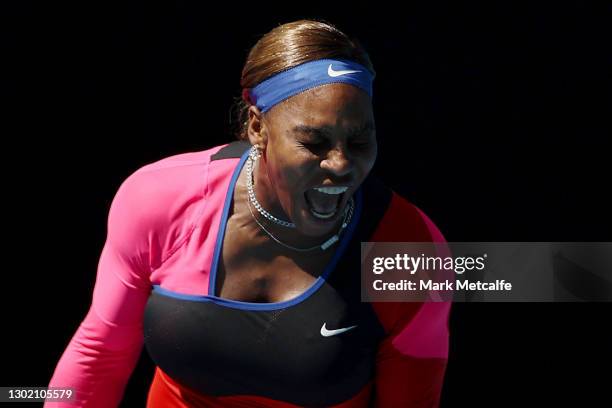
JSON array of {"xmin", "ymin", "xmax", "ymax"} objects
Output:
[{"xmin": 292, "ymin": 122, "xmax": 375, "ymax": 138}]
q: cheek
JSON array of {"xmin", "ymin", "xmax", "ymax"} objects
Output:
[
  {"xmin": 369, "ymin": 147, "xmax": 378, "ymax": 171},
  {"xmin": 356, "ymin": 146, "xmax": 378, "ymax": 177},
  {"xmin": 267, "ymin": 150, "xmax": 310, "ymax": 192}
]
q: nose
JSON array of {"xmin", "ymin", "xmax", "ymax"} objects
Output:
[{"xmin": 320, "ymin": 145, "xmax": 354, "ymax": 177}]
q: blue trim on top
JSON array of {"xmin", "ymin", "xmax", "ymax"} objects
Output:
[
  {"xmin": 154, "ymin": 158, "xmax": 364, "ymax": 310},
  {"xmin": 207, "ymin": 147, "xmax": 250, "ymax": 296}
]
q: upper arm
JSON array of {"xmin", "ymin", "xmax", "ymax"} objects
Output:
[
  {"xmin": 90, "ymin": 170, "xmax": 157, "ymax": 332},
  {"xmin": 371, "ymin": 194, "xmax": 452, "ymax": 407},
  {"xmin": 45, "ymin": 170, "xmax": 161, "ymax": 407}
]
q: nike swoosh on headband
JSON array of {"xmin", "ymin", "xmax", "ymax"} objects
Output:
[
  {"xmin": 249, "ymin": 59, "xmax": 373, "ymax": 112},
  {"xmin": 320, "ymin": 322, "xmax": 358, "ymax": 337},
  {"xmin": 327, "ymin": 64, "xmax": 361, "ymax": 77}
]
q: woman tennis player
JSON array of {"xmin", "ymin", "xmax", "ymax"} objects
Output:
[{"xmin": 46, "ymin": 19, "xmax": 451, "ymax": 407}]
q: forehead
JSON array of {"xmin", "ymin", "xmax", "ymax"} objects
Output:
[{"xmin": 268, "ymin": 83, "xmax": 374, "ymax": 127}]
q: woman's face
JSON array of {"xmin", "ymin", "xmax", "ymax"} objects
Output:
[{"xmin": 257, "ymin": 83, "xmax": 377, "ymax": 237}]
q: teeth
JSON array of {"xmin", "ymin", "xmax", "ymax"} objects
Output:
[
  {"xmin": 310, "ymin": 208, "xmax": 337, "ymax": 219},
  {"xmin": 314, "ymin": 186, "xmax": 348, "ymax": 195}
]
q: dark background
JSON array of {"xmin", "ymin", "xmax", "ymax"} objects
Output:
[{"xmin": 4, "ymin": 1, "xmax": 611, "ymax": 406}]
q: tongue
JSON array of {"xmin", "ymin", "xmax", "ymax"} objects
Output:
[{"xmin": 305, "ymin": 189, "xmax": 341, "ymax": 214}]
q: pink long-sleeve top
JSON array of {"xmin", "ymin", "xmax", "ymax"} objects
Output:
[{"xmin": 46, "ymin": 142, "xmax": 451, "ymax": 407}]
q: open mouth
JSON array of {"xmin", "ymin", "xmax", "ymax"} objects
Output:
[{"xmin": 304, "ymin": 186, "xmax": 348, "ymax": 220}]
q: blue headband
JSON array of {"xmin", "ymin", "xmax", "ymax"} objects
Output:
[{"xmin": 246, "ymin": 59, "xmax": 374, "ymax": 113}]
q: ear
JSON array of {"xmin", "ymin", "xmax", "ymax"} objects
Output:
[{"xmin": 247, "ymin": 105, "xmax": 268, "ymax": 151}]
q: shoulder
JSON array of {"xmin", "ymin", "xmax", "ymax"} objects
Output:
[
  {"xmin": 122, "ymin": 141, "xmax": 250, "ymax": 204},
  {"xmin": 106, "ymin": 144, "xmax": 232, "ymax": 269},
  {"xmin": 361, "ymin": 177, "xmax": 446, "ymax": 243}
]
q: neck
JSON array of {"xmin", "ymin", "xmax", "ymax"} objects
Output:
[
  {"xmin": 251, "ymin": 154, "xmax": 293, "ymax": 226},
  {"xmin": 236, "ymin": 157, "xmax": 348, "ymax": 252}
]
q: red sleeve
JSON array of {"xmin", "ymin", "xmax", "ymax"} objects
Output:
[{"xmin": 370, "ymin": 193, "xmax": 452, "ymax": 407}]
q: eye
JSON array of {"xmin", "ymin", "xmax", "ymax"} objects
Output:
[
  {"xmin": 299, "ymin": 139, "xmax": 329, "ymax": 153},
  {"xmin": 304, "ymin": 140, "xmax": 326, "ymax": 147}
]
